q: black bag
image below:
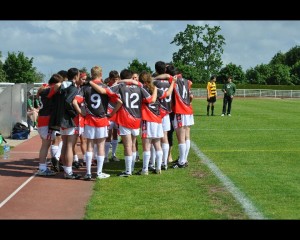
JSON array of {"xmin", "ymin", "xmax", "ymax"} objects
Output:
[
  {"xmin": 12, "ymin": 122, "xmax": 29, "ymax": 133},
  {"xmin": 12, "ymin": 122, "xmax": 30, "ymax": 140}
]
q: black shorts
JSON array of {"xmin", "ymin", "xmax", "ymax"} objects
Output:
[{"xmin": 207, "ymin": 96, "xmax": 216, "ymax": 103}]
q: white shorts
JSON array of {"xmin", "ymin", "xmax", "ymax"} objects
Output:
[
  {"xmin": 108, "ymin": 120, "xmax": 118, "ymax": 130},
  {"xmin": 162, "ymin": 114, "xmax": 171, "ymax": 132},
  {"xmin": 83, "ymin": 125, "xmax": 108, "ymax": 139},
  {"xmin": 172, "ymin": 114, "xmax": 194, "ymax": 129},
  {"xmin": 60, "ymin": 127, "xmax": 79, "ymax": 136},
  {"xmin": 119, "ymin": 125, "xmax": 140, "ymax": 136},
  {"xmin": 141, "ymin": 121, "xmax": 164, "ymax": 139},
  {"xmin": 38, "ymin": 126, "xmax": 56, "ymax": 140},
  {"xmin": 79, "ymin": 126, "xmax": 84, "ymax": 136}
]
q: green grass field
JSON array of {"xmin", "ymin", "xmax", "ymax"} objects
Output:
[{"xmin": 83, "ymin": 98, "xmax": 300, "ymax": 219}]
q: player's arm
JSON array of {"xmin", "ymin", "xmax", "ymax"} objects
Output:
[
  {"xmin": 72, "ymin": 98, "xmax": 82, "ymax": 116},
  {"xmin": 164, "ymin": 75, "xmax": 176, "ymax": 97},
  {"xmin": 117, "ymin": 79, "xmax": 141, "ymax": 86},
  {"xmin": 89, "ymin": 81, "xmax": 107, "ymax": 94},
  {"xmin": 107, "ymin": 98, "xmax": 123, "ymax": 118},
  {"xmin": 151, "ymin": 86, "xmax": 158, "ymax": 103}
]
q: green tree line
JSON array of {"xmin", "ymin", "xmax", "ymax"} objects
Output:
[{"xmin": 1, "ymin": 24, "xmax": 300, "ymax": 85}]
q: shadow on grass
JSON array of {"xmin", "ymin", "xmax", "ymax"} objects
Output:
[{"xmin": 102, "ymin": 159, "xmax": 144, "ymax": 176}]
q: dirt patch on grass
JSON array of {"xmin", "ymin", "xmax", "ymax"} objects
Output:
[{"xmin": 191, "ymin": 170, "xmax": 207, "ymax": 178}]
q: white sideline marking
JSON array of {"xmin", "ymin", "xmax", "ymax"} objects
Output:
[
  {"xmin": 0, "ymin": 173, "xmax": 37, "ymax": 209},
  {"xmin": 190, "ymin": 141, "xmax": 265, "ymax": 219}
]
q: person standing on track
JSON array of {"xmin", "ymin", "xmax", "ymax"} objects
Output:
[{"xmin": 36, "ymin": 74, "xmax": 63, "ymax": 176}]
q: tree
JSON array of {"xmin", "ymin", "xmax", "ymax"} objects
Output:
[
  {"xmin": 173, "ymin": 60, "xmax": 201, "ymax": 82},
  {"xmin": 268, "ymin": 64, "xmax": 291, "ymax": 85},
  {"xmin": 245, "ymin": 68, "xmax": 261, "ymax": 84},
  {"xmin": 33, "ymin": 71, "xmax": 45, "ymax": 83},
  {"xmin": 127, "ymin": 58, "xmax": 152, "ymax": 74},
  {"xmin": 0, "ymin": 51, "xmax": 6, "ymax": 82},
  {"xmin": 219, "ymin": 63, "xmax": 246, "ymax": 84},
  {"xmin": 269, "ymin": 51, "xmax": 286, "ymax": 65},
  {"xmin": 285, "ymin": 45, "xmax": 300, "ymax": 67},
  {"xmin": 3, "ymin": 51, "xmax": 37, "ymax": 83},
  {"xmin": 246, "ymin": 64, "xmax": 272, "ymax": 85},
  {"xmin": 290, "ymin": 60, "xmax": 300, "ymax": 85},
  {"xmin": 171, "ymin": 24, "xmax": 225, "ymax": 83}
]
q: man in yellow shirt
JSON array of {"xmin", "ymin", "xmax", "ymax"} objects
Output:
[{"xmin": 206, "ymin": 75, "xmax": 217, "ymax": 116}]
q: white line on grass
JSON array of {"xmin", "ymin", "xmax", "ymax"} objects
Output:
[
  {"xmin": 204, "ymin": 149, "xmax": 300, "ymax": 152},
  {"xmin": 190, "ymin": 141, "xmax": 265, "ymax": 219},
  {"xmin": 190, "ymin": 128, "xmax": 300, "ymax": 131},
  {"xmin": 0, "ymin": 173, "xmax": 37, "ymax": 209}
]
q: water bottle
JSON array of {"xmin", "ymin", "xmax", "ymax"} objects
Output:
[{"xmin": 3, "ymin": 143, "xmax": 10, "ymax": 160}]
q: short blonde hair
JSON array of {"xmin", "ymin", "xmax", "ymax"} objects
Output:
[{"xmin": 91, "ymin": 66, "xmax": 102, "ymax": 79}]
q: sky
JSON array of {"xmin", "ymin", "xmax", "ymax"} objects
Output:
[{"xmin": 1, "ymin": 20, "xmax": 300, "ymax": 82}]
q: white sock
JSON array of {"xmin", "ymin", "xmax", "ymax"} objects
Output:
[
  {"xmin": 155, "ymin": 150, "xmax": 163, "ymax": 171},
  {"xmin": 86, "ymin": 152, "xmax": 93, "ymax": 174},
  {"xmin": 142, "ymin": 151, "xmax": 151, "ymax": 171},
  {"xmin": 125, "ymin": 155, "xmax": 132, "ymax": 174},
  {"xmin": 161, "ymin": 143, "xmax": 169, "ymax": 166},
  {"xmin": 73, "ymin": 154, "xmax": 79, "ymax": 162},
  {"xmin": 50, "ymin": 145, "xmax": 58, "ymax": 158},
  {"xmin": 184, "ymin": 140, "xmax": 191, "ymax": 163},
  {"xmin": 111, "ymin": 139, "xmax": 118, "ymax": 156},
  {"xmin": 149, "ymin": 145, "xmax": 156, "ymax": 167},
  {"xmin": 178, "ymin": 143, "xmax": 186, "ymax": 165},
  {"xmin": 97, "ymin": 155, "xmax": 104, "ymax": 175},
  {"xmin": 65, "ymin": 166, "xmax": 72, "ymax": 175},
  {"xmin": 39, "ymin": 163, "xmax": 47, "ymax": 171}
]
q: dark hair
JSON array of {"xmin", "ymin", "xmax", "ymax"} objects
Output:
[
  {"xmin": 67, "ymin": 68, "xmax": 79, "ymax": 80},
  {"xmin": 120, "ymin": 69, "xmax": 132, "ymax": 80},
  {"xmin": 48, "ymin": 74, "xmax": 64, "ymax": 84},
  {"xmin": 155, "ymin": 61, "xmax": 166, "ymax": 75},
  {"xmin": 109, "ymin": 70, "xmax": 120, "ymax": 79},
  {"xmin": 166, "ymin": 65, "xmax": 178, "ymax": 76},
  {"xmin": 210, "ymin": 75, "xmax": 216, "ymax": 80},
  {"xmin": 57, "ymin": 70, "xmax": 68, "ymax": 79}
]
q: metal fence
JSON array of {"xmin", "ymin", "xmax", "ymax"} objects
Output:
[{"xmin": 191, "ymin": 89, "xmax": 300, "ymax": 98}]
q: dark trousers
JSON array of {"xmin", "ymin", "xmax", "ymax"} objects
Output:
[{"xmin": 222, "ymin": 95, "xmax": 233, "ymax": 114}]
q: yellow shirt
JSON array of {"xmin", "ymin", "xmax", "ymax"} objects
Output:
[{"xmin": 207, "ymin": 81, "xmax": 217, "ymax": 98}]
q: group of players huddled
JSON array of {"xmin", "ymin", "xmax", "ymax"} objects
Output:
[{"xmin": 35, "ymin": 61, "xmax": 194, "ymax": 180}]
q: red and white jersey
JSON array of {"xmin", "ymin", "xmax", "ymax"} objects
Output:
[
  {"xmin": 78, "ymin": 80, "xmax": 115, "ymax": 127},
  {"xmin": 153, "ymin": 78, "xmax": 173, "ymax": 117},
  {"xmin": 142, "ymin": 87, "xmax": 167, "ymax": 123},
  {"xmin": 110, "ymin": 82, "xmax": 152, "ymax": 129},
  {"xmin": 172, "ymin": 75, "xmax": 193, "ymax": 115},
  {"xmin": 37, "ymin": 84, "xmax": 57, "ymax": 127}
]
